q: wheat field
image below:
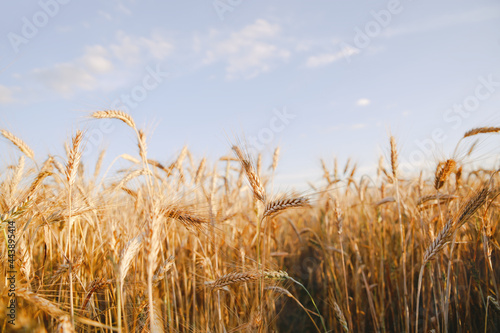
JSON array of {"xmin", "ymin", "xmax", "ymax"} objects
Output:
[{"xmin": 1, "ymin": 111, "xmax": 500, "ymax": 332}]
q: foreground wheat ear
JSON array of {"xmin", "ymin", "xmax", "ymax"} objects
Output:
[
  {"xmin": 4, "ymin": 120, "xmax": 500, "ymax": 332},
  {"xmin": 415, "ymin": 185, "xmax": 491, "ymax": 333}
]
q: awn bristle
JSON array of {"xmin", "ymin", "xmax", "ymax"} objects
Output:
[
  {"xmin": 91, "ymin": 110, "xmax": 136, "ymax": 129},
  {"xmin": 1, "ymin": 129, "xmax": 35, "ymax": 160}
]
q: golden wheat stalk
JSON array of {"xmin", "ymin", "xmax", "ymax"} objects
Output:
[
  {"xmin": 423, "ymin": 186, "xmax": 489, "ymax": 263},
  {"xmin": 91, "ymin": 110, "xmax": 136, "ymax": 129},
  {"xmin": 65, "ymin": 131, "xmax": 83, "ymax": 186},
  {"xmin": 390, "ymin": 136, "xmax": 398, "ymax": 179},
  {"xmin": 416, "ymin": 186, "xmax": 490, "ymax": 332},
  {"xmin": 232, "ymin": 145, "xmax": 266, "ymax": 203},
  {"xmin": 1, "ymin": 129, "xmax": 35, "ymax": 160},
  {"xmin": 463, "ymin": 126, "xmax": 500, "ymax": 138}
]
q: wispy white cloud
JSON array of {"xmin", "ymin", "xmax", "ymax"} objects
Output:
[
  {"xmin": 26, "ymin": 32, "xmax": 173, "ymax": 96},
  {"xmin": 305, "ymin": 45, "xmax": 358, "ymax": 68},
  {"xmin": 202, "ymin": 19, "xmax": 290, "ymax": 80},
  {"xmin": 110, "ymin": 31, "xmax": 174, "ymax": 65},
  {"xmin": 31, "ymin": 45, "xmax": 113, "ymax": 95},
  {"xmin": 356, "ymin": 98, "xmax": 371, "ymax": 106}
]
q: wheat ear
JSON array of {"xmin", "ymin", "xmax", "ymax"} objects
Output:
[
  {"xmin": 463, "ymin": 126, "xmax": 500, "ymax": 138},
  {"xmin": 1, "ymin": 129, "xmax": 35, "ymax": 160},
  {"xmin": 91, "ymin": 110, "xmax": 136, "ymax": 129},
  {"xmin": 434, "ymin": 159, "xmax": 456, "ymax": 191}
]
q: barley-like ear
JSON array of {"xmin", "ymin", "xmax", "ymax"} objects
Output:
[
  {"xmin": 1, "ymin": 129, "xmax": 35, "ymax": 160},
  {"xmin": 416, "ymin": 194, "xmax": 458, "ymax": 207},
  {"xmin": 9, "ymin": 155, "xmax": 25, "ymax": 195},
  {"xmin": 263, "ymin": 196, "xmax": 309, "ymax": 219},
  {"xmin": 1, "ymin": 195, "xmax": 32, "ymax": 222},
  {"xmin": 464, "ymin": 126, "xmax": 500, "ymax": 138},
  {"xmin": 321, "ymin": 159, "xmax": 332, "ymax": 184},
  {"xmin": 423, "ymin": 186, "xmax": 489, "ymax": 263},
  {"xmin": 137, "ymin": 129, "xmax": 147, "ymax": 161},
  {"xmin": 65, "ymin": 131, "xmax": 83, "ymax": 186},
  {"xmin": 114, "ymin": 169, "xmax": 152, "ymax": 190},
  {"xmin": 205, "ymin": 271, "xmax": 261, "ymax": 289},
  {"xmin": 81, "ymin": 278, "xmax": 110, "ymax": 311},
  {"xmin": 153, "ymin": 255, "xmax": 175, "ymax": 285},
  {"xmin": 194, "ymin": 157, "xmax": 206, "ymax": 184},
  {"xmin": 163, "ymin": 207, "xmax": 208, "ymax": 231},
  {"xmin": 119, "ymin": 234, "xmax": 143, "ymax": 286},
  {"xmin": 272, "ymin": 147, "xmax": 280, "ymax": 171},
  {"xmin": 232, "ymin": 145, "xmax": 266, "ymax": 203},
  {"xmin": 57, "ymin": 315, "xmax": 76, "ymax": 333},
  {"xmin": 25, "ymin": 170, "xmax": 51, "ymax": 199},
  {"xmin": 334, "ymin": 302, "xmax": 349, "ymax": 333},
  {"xmin": 91, "ymin": 110, "xmax": 136, "ymax": 129},
  {"xmin": 434, "ymin": 159, "xmax": 456, "ymax": 191}
]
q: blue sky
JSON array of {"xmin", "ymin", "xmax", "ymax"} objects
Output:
[{"xmin": 1, "ymin": 0, "xmax": 500, "ymax": 188}]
